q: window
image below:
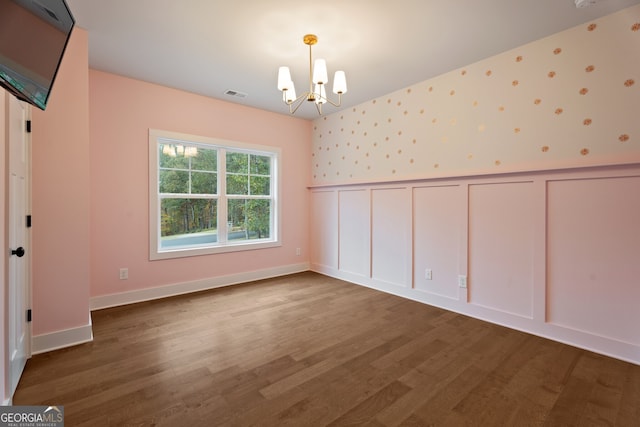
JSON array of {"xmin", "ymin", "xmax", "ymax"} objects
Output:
[{"xmin": 149, "ymin": 129, "xmax": 280, "ymax": 259}]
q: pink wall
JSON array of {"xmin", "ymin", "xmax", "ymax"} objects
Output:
[
  {"xmin": 89, "ymin": 70, "xmax": 311, "ymax": 298},
  {"xmin": 31, "ymin": 28, "xmax": 91, "ymax": 336}
]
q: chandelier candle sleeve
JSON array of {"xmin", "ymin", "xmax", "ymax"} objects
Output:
[
  {"xmin": 277, "ymin": 66, "xmax": 292, "ymax": 90},
  {"xmin": 313, "ymin": 59, "xmax": 328, "ymax": 84},
  {"xmin": 277, "ymin": 34, "xmax": 347, "ymax": 115},
  {"xmin": 333, "ymin": 71, "xmax": 347, "ymax": 94},
  {"xmin": 285, "ymin": 85, "xmax": 297, "ymax": 103}
]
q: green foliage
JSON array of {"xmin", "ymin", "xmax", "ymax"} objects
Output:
[
  {"xmin": 159, "ymin": 143, "xmax": 218, "ymax": 237},
  {"xmin": 161, "ymin": 198, "xmax": 217, "ymax": 237},
  {"xmin": 226, "ymin": 174, "xmax": 248, "ymax": 195},
  {"xmin": 250, "ymin": 176, "xmax": 270, "ymax": 195},
  {"xmin": 246, "ymin": 199, "xmax": 270, "ymax": 238},
  {"xmin": 250, "ymin": 155, "xmax": 270, "ymax": 175},
  {"xmin": 226, "ymin": 152, "xmax": 271, "ymax": 196},
  {"xmin": 158, "ymin": 143, "xmax": 272, "ymax": 242},
  {"xmin": 159, "ymin": 170, "xmax": 189, "ymax": 193},
  {"xmin": 159, "ymin": 145, "xmax": 218, "ymax": 193},
  {"xmin": 191, "ymin": 171, "xmax": 216, "ymax": 194},
  {"xmin": 191, "ymin": 148, "xmax": 217, "ymax": 170},
  {"xmin": 226, "ymin": 151, "xmax": 247, "ymax": 174},
  {"xmin": 227, "ymin": 199, "xmax": 270, "ymax": 240}
]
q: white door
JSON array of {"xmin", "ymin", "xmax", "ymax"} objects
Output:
[{"xmin": 7, "ymin": 95, "xmax": 30, "ymax": 396}]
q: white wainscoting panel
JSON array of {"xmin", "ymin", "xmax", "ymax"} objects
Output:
[
  {"xmin": 310, "ymin": 190, "xmax": 339, "ymax": 271},
  {"xmin": 468, "ymin": 181, "xmax": 535, "ymax": 318},
  {"xmin": 547, "ymin": 176, "xmax": 640, "ymax": 347},
  {"xmin": 338, "ymin": 189, "xmax": 371, "ymax": 278},
  {"xmin": 413, "ymin": 185, "xmax": 462, "ymax": 299},
  {"xmin": 371, "ymin": 188, "xmax": 411, "ymax": 288}
]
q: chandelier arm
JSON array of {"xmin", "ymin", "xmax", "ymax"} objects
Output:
[
  {"xmin": 289, "ymin": 92, "xmax": 310, "ymax": 114},
  {"xmin": 322, "ymin": 93, "xmax": 343, "ymax": 108}
]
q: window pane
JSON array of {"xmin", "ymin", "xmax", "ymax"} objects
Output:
[
  {"xmin": 227, "ymin": 199, "xmax": 271, "ymax": 241},
  {"xmin": 159, "ymin": 145, "xmax": 189, "ymax": 169},
  {"xmin": 250, "ymin": 154, "xmax": 270, "ymax": 175},
  {"xmin": 226, "ymin": 152, "xmax": 248, "ymax": 174},
  {"xmin": 250, "ymin": 176, "xmax": 270, "ymax": 195},
  {"xmin": 159, "ymin": 170, "xmax": 189, "ymax": 193},
  {"xmin": 160, "ymin": 198, "xmax": 218, "ymax": 248},
  {"xmin": 191, "ymin": 171, "xmax": 217, "ymax": 194},
  {"xmin": 227, "ymin": 174, "xmax": 248, "ymax": 195},
  {"xmin": 191, "ymin": 146, "xmax": 217, "ymax": 171}
]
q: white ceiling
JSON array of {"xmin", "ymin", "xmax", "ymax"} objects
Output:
[{"xmin": 65, "ymin": 0, "xmax": 640, "ymax": 120}]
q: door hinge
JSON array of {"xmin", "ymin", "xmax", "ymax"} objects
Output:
[
  {"xmin": 26, "ymin": 120, "xmax": 32, "ymax": 133},
  {"xmin": 27, "ymin": 309, "xmax": 32, "ymax": 322},
  {"xmin": 26, "ymin": 215, "xmax": 32, "ymax": 228}
]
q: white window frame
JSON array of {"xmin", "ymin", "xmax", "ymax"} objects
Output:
[{"xmin": 149, "ymin": 129, "xmax": 281, "ymax": 260}]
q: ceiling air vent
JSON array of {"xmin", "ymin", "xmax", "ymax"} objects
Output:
[{"xmin": 224, "ymin": 90, "xmax": 248, "ymax": 99}]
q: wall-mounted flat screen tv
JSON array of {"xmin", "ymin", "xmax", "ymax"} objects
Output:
[{"xmin": 0, "ymin": 0, "xmax": 75, "ymax": 110}]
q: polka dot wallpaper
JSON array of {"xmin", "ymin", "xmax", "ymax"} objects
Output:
[{"xmin": 311, "ymin": 5, "xmax": 640, "ymax": 185}]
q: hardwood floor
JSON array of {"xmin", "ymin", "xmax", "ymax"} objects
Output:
[{"xmin": 14, "ymin": 272, "xmax": 640, "ymax": 426}]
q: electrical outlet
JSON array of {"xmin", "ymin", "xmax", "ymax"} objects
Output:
[
  {"xmin": 119, "ymin": 268, "xmax": 129, "ymax": 280},
  {"xmin": 458, "ymin": 275, "xmax": 467, "ymax": 288},
  {"xmin": 425, "ymin": 269, "xmax": 433, "ymax": 280}
]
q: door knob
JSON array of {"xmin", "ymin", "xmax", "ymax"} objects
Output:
[{"xmin": 10, "ymin": 247, "xmax": 25, "ymax": 257}]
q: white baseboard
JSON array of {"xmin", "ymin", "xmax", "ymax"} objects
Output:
[
  {"xmin": 90, "ymin": 262, "xmax": 311, "ymax": 311},
  {"xmin": 31, "ymin": 321, "xmax": 94, "ymax": 355}
]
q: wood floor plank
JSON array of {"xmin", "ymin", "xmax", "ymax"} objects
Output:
[
  {"xmin": 616, "ymin": 364, "xmax": 640, "ymax": 426},
  {"xmin": 410, "ymin": 363, "xmax": 491, "ymax": 424},
  {"xmin": 12, "ymin": 272, "xmax": 640, "ymax": 426},
  {"xmin": 326, "ymin": 380, "xmax": 412, "ymax": 426}
]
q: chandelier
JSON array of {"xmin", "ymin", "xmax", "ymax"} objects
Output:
[{"xmin": 277, "ymin": 34, "xmax": 347, "ymax": 115}]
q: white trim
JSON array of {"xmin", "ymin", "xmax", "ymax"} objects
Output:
[
  {"xmin": 91, "ymin": 263, "xmax": 310, "ymax": 311},
  {"xmin": 31, "ymin": 320, "xmax": 93, "ymax": 355}
]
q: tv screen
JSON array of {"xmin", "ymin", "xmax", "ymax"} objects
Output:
[{"xmin": 0, "ymin": 0, "xmax": 75, "ymax": 110}]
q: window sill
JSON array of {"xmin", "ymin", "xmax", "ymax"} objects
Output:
[{"xmin": 150, "ymin": 240, "xmax": 281, "ymax": 260}]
